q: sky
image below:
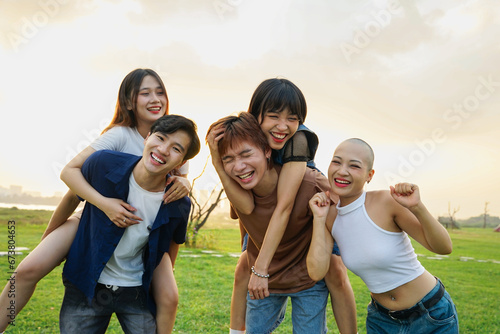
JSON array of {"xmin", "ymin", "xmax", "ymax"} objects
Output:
[{"xmin": 1, "ymin": 0, "xmax": 499, "ymax": 219}]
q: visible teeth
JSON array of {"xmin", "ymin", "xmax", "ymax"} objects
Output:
[
  {"xmin": 149, "ymin": 107, "xmax": 161, "ymax": 111},
  {"xmin": 272, "ymin": 132, "xmax": 286, "ymax": 140},
  {"xmin": 335, "ymin": 179, "xmax": 349, "ymax": 184},
  {"xmin": 238, "ymin": 172, "xmax": 253, "ymax": 180},
  {"xmin": 151, "ymin": 153, "xmax": 165, "ymax": 164}
]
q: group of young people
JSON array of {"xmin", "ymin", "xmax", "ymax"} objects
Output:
[{"xmin": 0, "ymin": 68, "xmax": 459, "ymax": 333}]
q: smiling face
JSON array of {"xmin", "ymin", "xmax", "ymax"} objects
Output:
[
  {"xmin": 328, "ymin": 139, "xmax": 375, "ymax": 206},
  {"xmin": 142, "ymin": 129, "xmax": 191, "ymax": 177},
  {"xmin": 257, "ymin": 108, "xmax": 300, "ymax": 150},
  {"xmin": 133, "ymin": 75, "xmax": 168, "ymax": 127},
  {"xmin": 221, "ymin": 140, "xmax": 271, "ymax": 191}
]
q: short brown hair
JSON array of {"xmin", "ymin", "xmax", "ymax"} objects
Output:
[{"xmin": 206, "ymin": 112, "xmax": 270, "ymax": 160}]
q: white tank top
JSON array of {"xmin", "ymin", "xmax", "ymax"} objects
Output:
[{"xmin": 331, "ymin": 192, "xmax": 424, "ymax": 293}]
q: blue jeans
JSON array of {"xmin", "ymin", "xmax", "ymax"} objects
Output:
[
  {"xmin": 60, "ymin": 277, "xmax": 156, "ymax": 334},
  {"xmin": 245, "ymin": 280, "xmax": 328, "ymax": 334},
  {"xmin": 366, "ymin": 279, "xmax": 459, "ymax": 333}
]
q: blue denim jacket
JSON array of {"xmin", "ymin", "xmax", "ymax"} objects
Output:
[{"xmin": 62, "ymin": 150, "xmax": 190, "ymax": 314}]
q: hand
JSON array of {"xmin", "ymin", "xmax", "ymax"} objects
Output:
[
  {"xmin": 100, "ymin": 198, "xmax": 142, "ymax": 228},
  {"xmin": 163, "ymin": 175, "xmax": 191, "ymax": 204},
  {"xmin": 309, "ymin": 191, "xmax": 331, "ymax": 219},
  {"xmin": 390, "ymin": 183, "xmax": 421, "ymax": 209},
  {"xmin": 206, "ymin": 125, "xmax": 225, "ymax": 167},
  {"xmin": 248, "ymin": 272, "xmax": 270, "ymax": 300}
]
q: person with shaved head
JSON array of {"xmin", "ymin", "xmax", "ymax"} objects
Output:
[{"xmin": 307, "ymin": 138, "xmax": 459, "ymax": 333}]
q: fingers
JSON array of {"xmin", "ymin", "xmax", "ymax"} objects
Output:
[
  {"xmin": 248, "ymin": 272, "xmax": 270, "ymax": 300},
  {"xmin": 121, "ymin": 202, "xmax": 137, "ymax": 212},
  {"xmin": 207, "ymin": 126, "xmax": 225, "ymax": 151},
  {"xmin": 114, "ymin": 210, "xmax": 142, "ymax": 228},
  {"xmin": 163, "ymin": 185, "xmax": 189, "ymax": 204},
  {"xmin": 392, "ymin": 182, "xmax": 417, "ymax": 196},
  {"xmin": 309, "ymin": 192, "xmax": 330, "ymax": 208},
  {"xmin": 248, "ymin": 278, "xmax": 269, "ymax": 300},
  {"xmin": 114, "ymin": 215, "xmax": 140, "ymax": 228}
]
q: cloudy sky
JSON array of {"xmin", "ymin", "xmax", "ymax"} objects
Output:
[{"xmin": 1, "ymin": 0, "xmax": 499, "ymax": 219}]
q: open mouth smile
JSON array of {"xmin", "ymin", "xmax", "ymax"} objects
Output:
[
  {"xmin": 151, "ymin": 152, "xmax": 166, "ymax": 164},
  {"xmin": 148, "ymin": 106, "xmax": 162, "ymax": 113},
  {"xmin": 334, "ymin": 178, "xmax": 350, "ymax": 188},
  {"xmin": 237, "ymin": 171, "xmax": 254, "ymax": 183},
  {"xmin": 270, "ymin": 132, "xmax": 287, "ymax": 142}
]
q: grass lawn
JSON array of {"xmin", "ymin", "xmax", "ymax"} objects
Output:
[{"xmin": 0, "ymin": 208, "xmax": 499, "ymax": 333}]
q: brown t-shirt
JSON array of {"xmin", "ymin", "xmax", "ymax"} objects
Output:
[{"xmin": 234, "ymin": 166, "xmax": 335, "ymax": 294}]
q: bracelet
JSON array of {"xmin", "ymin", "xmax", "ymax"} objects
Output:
[{"xmin": 251, "ymin": 266, "xmax": 270, "ymax": 278}]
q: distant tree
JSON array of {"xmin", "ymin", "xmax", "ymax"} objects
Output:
[
  {"xmin": 483, "ymin": 202, "xmax": 489, "ymax": 229},
  {"xmin": 438, "ymin": 202, "xmax": 460, "ymax": 229},
  {"xmin": 185, "ymin": 154, "xmax": 225, "ymax": 247}
]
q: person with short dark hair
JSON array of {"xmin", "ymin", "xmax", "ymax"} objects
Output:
[
  {"xmin": 59, "ymin": 114, "xmax": 200, "ymax": 333},
  {"xmin": 208, "ymin": 78, "xmax": 357, "ymax": 334},
  {"xmin": 207, "ymin": 112, "xmax": 345, "ymax": 333}
]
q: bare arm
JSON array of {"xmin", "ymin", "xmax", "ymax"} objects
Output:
[
  {"xmin": 307, "ymin": 192, "xmax": 335, "ymax": 281},
  {"xmin": 391, "ymin": 183, "xmax": 453, "ymax": 254},
  {"xmin": 248, "ymin": 161, "xmax": 306, "ymax": 299},
  {"xmin": 163, "ymin": 168, "xmax": 191, "ymax": 204},
  {"xmin": 41, "ymin": 189, "xmax": 81, "ymax": 239},
  {"xmin": 206, "ymin": 125, "xmax": 254, "ymax": 214},
  {"xmin": 60, "ymin": 146, "xmax": 142, "ymax": 227}
]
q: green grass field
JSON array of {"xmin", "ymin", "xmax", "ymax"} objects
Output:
[{"xmin": 0, "ymin": 208, "xmax": 499, "ymax": 333}]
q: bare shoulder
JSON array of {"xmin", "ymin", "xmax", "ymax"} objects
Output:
[
  {"xmin": 365, "ymin": 190, "xmax": 402, "ymax": 231},
  {"xmin": 366, "ymin": 189, "xmax": 392, "ymax": 205}
]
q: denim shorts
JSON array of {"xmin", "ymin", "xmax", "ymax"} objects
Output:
[
  {"xmin": 59, "ymin": 277, "xmax": 156, "ymax": 334},
  {"xmin": 366, "ymin": 278, "xmax": 459, "ymax": 334},
  {"xmin": 245, "ymin": 280, "xmax": 328, "ymax": 334},
  {"xmin": 242, "ymin": 233, "xmax": 341, "ymax": 256}
]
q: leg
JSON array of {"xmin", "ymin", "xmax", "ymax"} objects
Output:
[
  {"xmin": 324, "ymin": 254, "xmax": 357, "ymax": 334},
  {"xmin": 115, "ymin": 287, "xmax": 156, "ymax": 334},
  {"xmin": 245, "ymin": 292, "xmax": 287, "ymax": 334},
  {"xmin": 290, "ymin": 280, "xmax": 329, "ymax": 334},
  {"xmin": 0, "ymin": 217, "xmax": 79, "ymax": 332},
  {"xmin": 230, "ymin": 251, "xmax": 249, "ymax": 332},
  {"xmin": 151, "ymin": 253, "xmax": 178, "ymax": 334},
  {"xmin": 59, "ymin": 278, "xmax": 112, "ymax": 334}
]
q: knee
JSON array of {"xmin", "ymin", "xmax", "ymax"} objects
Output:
[
  {"xmin": 15, "ymin": 258, "xmax": 45, "ymax": 283},
  {"xmin": 233, "ymin": 258, "xmax": 249, "ymax": 286},
  {"xmin": 155, "ymin": 285, "xmax": 179, "ymax": 311}
]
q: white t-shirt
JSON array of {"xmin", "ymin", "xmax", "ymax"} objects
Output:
[
  {"xmin": 98, "ymin": 173, "xmax": 164, "ymax": 286},
  {"xmin": 91, "ymin": 126, "xmax": 190, "ymax": 175}
]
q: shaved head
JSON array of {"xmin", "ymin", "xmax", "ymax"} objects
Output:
[{"xmin": 341, "ymin": 138, "xmax": 374, "ymax": 170}]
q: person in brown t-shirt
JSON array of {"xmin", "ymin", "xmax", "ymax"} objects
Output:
[{"xmin": 207, "ymin": 112, "xmax": 345, "ymax": 333}]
